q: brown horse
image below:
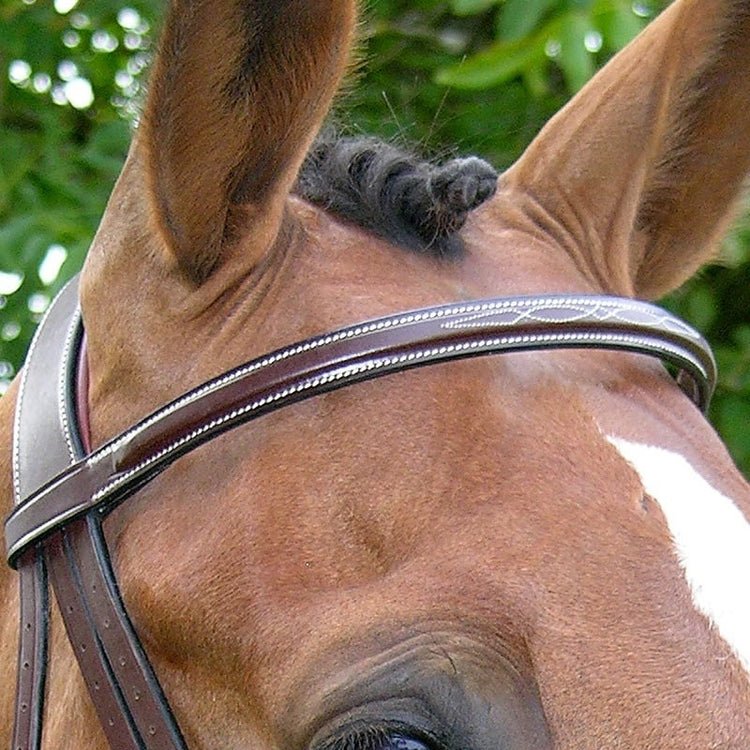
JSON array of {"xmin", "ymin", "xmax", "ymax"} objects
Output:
[{"xmin": 2, "ymin": 0, "xmax": 750, "ymax": 747}]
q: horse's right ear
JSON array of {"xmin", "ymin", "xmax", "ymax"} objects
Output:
[
  {"xmin": 503, "ymin": 0, "xmax": 750, "ymax": 299},
  {"xmin": 137, "ymin": 1, "xmax": 357, "ymax": 282}
]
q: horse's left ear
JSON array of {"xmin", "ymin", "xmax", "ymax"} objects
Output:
[
  {"xmin": 136, "ymin": 1, "xmax": 357, "ymax": 282},
  {"xmin": 503, "ymin": 0, "xmax": 750, "ymax": 299}
]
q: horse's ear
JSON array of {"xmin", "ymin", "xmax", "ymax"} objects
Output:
[
  {"xmin": 503, "ymin": 0, "xmax": 750, "ymax": 299},
  {"xmin": 137, "ymin": 1, "xmax": 357, "ymax": 282}
]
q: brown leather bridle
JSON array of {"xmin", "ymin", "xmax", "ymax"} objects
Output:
[{"xmin": 5, "ymin": 273, "xmax": 716, "ymax": 750}]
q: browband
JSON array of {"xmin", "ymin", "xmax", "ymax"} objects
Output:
[
  {"xmin": 7, "ymin": 273, "xmax": 717, "ymax": 750},
  {"xmin": 7, "ymin": 278, "xmax": 715, "ymax": 565}
]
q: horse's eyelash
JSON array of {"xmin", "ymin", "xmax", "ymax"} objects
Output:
[{"xmin": 335, "ymin": 728, "xmax": 388, "ymax": 750}]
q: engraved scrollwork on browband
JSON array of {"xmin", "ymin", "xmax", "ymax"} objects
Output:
[{"xmin": 440, "ymin": 296, "xmax": 704, "ymax": 339}]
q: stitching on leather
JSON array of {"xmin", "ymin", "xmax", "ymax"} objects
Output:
[
  {"xmin": 90, "ymin": 297, "xmax": 704, "ymax": 465},
  {"xmin": 441, "ymin": 299, "xmax": 702, "ymax": 337},
  {"xmin": 58, "ymin": 308, "xmax": 82, "ymax": 464},
  {"xmin": 12, "ymin": 351, "xmax": 32, "ymax": 505},
  {"xmin": 12, "ymin": 282, "xmax": 74, "ymax": 505},
  {"xmin": 88, "ymin": 328, "xmax": 695, "ymax": 507}
]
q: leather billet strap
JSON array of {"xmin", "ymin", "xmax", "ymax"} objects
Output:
[
  {"xmin": 45, "ymin": 517, "xmax": 188, "ymax": 750},
  {"xmin": 12, "ymin": 549, "xmax": 48, "ymax": 750},
  {"xmin": 11, "ymin": 277, "xmax": 82, "ymax": 750},
  {"xmin": 11, "ymin": 277, "xmax": 187, "ymax": 750},
  {"xmin": 8, "ymin": 287, "xmax": 716, "ymax": 567}
]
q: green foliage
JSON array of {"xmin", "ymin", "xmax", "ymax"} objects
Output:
[
  {"xmin": 1, "ymin": 0, "xmax": 748, "ymax": 476},
  {"xmin": 665, "ymin": 237, "xmax": 750, "ymax": 473},
  {"xmin": 439, "ymin": 0, "xmax": 650, "ymax": 92},
  {"xmin": 0, "ymin": 0, "xmax": 152, "ymax": 378}
]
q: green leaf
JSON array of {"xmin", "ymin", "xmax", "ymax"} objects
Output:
[
  {"xmin": 436, "ymin": 34, "xmax": 547, "ymax": 89},
  {"xmin": 556, "ymin": 10, "xmax": 596, "ymax": 92},
  {"xmin": 683, "ymin": 284, "xmax": 720, "ymax": 332},
  {"xmin": 497, "ymin": 0, "xmax": 559, "ymax": 41},
  {"xmin": 595, "ymin": 0, "xmax": 645, "ymax": 50},
  {"xmin": 523, "ymin": 59, "xmax": 550, "ymax": 98},
  {"xmin": 715, "ymin": 396, "xmax": 750, "ymax": 471},
  {"xmin": 449, "ymin": 0, "xmax": 499, "ymax": 15},
  {"xmin": 0, "ymin": 215, "xmax": 41, "ymax": 270}
]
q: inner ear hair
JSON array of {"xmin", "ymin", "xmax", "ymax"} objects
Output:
[
  {"xmin": 634, "ymin": 3, "xmax": 750, "ymax": 297},
  {"xmin": 140, "ymin": 1, "xmax": 358, "ymax": 283}
]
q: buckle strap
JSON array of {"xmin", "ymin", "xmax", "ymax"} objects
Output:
[
  {"xmin": 47, "ymin": 518, "xmax": 187, "ymax": 750},
  {"xmin": 11, "ymin": 551, "xmax": 48, "ymax": 750},
  {"xmin": 9, "ymin": 274, "xmax": 186, "ymax": 750},
  {"xmin": 11, "ymin": 277, "xmax": 82, "ymax": 750}
]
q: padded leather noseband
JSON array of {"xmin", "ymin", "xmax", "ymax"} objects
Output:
[{"xmin": 6, "ymin": 274, "xmax": 716, "ymax": 750}]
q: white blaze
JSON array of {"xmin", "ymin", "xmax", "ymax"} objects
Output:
[{"xmin": 607, "ymin": 437, "xmax": 750, "ymax": 678}]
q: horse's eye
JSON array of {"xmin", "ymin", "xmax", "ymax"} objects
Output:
[
  {"xmin": 376, "ymin": 735, "xmax": 431, "ymax": 750},
  {"xmin": 326, "ymin": 728, "xmax": 434, "ymax": 750}
]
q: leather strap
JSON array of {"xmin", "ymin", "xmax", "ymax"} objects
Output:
[
  {"xmin": 7, "ymin": 275, "xmax": 717, "ymax": 750},
  {"xmin": 6, "ymin": 292, "xmax": 716, "ymax": 567},
  {"xmin": 11, "ymin": 549, "xmax": 48, "ymax": 750},
  {"xmin": 46, "ymin": 518, "xmax": 187, "ymax": 750},
  {"xmin": 11, "ymin": 277, "xmax": 82, "ymax": 750},
  {"xmin": 10, "ymin": 277, "xmax": 187, "ymax": 750}
]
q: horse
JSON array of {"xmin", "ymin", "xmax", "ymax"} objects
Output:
[{"xmin": 2, "ymin": 0, "xmax": 750, "ymax": 747}]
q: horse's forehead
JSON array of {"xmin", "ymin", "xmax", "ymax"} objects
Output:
[
  {"xmin": 290, "ymin": 196, "xmax": 593, "ymax": 297},
  {"xmin": 90, "ymin": 162, "xmax": 750, "ymax": 746},
  {"xmin": 115, "ymin": 367, "xmax": 668, "ymax": 633},
  {"xmin": 116, "ymin": 380, "xmax": 749, "ymax": 742}
]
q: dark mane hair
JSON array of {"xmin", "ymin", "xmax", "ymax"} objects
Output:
[{"xmin": 295, "ymin": 131, "xmax": 498, "ymax": 256}]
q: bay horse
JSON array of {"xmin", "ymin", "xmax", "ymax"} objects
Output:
[{"xmin": 2, "ymin": 0, "xmax": 750, "ymax": 747}]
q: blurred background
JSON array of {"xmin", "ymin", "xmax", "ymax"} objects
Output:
[{"xmin": 1, "ymin": 0, "xmax": 748, "ymax": 476}]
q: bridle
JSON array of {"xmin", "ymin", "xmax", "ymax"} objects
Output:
[{"xmin": 5, "ymin": 273, "xmax": 716, "ymax": 750}]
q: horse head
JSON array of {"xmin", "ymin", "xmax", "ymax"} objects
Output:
[{"xmin": 1, "ymin": 1, "xmax": 749, "ymax": 747}]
